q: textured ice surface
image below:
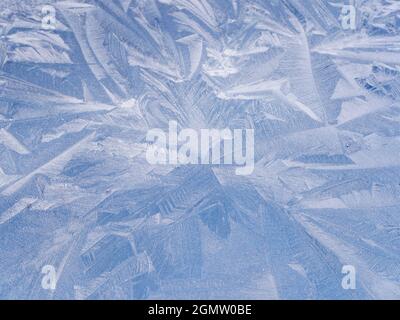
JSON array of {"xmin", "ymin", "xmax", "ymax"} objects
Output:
[{"xmin": 0, "ymin": 0, "xmax": 400, "ymax": 300}]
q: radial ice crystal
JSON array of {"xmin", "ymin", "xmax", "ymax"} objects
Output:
[{"xmin": 0, "ymin": 0, "xmax": 400, "ymax": 299}]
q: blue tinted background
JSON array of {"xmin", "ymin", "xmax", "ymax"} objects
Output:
[{"xmin": 0, "ymin": 0, "xmax": 400, "ymax": 299}]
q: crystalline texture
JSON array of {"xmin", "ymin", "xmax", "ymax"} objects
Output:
[{"xmin": 0, "ymin": 0, "xmax": 400, "ymax": 300}]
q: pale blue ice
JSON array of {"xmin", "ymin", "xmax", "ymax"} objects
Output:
[{"xmin": 0, "ymin": 0, "xmax": 400, "ymax": 299}]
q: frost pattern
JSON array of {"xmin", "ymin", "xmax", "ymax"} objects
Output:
[{"xmin": 1, "ymin": 0, "xmax": 400, "ymax": 299}]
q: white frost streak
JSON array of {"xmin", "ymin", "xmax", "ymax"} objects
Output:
[
  {"xmin": 295, "ymin": 214, "xmax": 400, "ymax": 299},
  {"xmin": 0, "ymin": 128, "xmax": 30, "ymax": 155},
  {"xmin": 2, "ymin": 133, "xmax": 95, "ymax": 196},
  {"xmin": 0, "ymin": 198, "xmax": 36, "ymax": 225}
]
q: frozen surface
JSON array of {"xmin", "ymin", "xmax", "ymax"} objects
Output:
[{"xmin": 0, "ymin": 0, "xmax": 400, "ymax": 299}]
